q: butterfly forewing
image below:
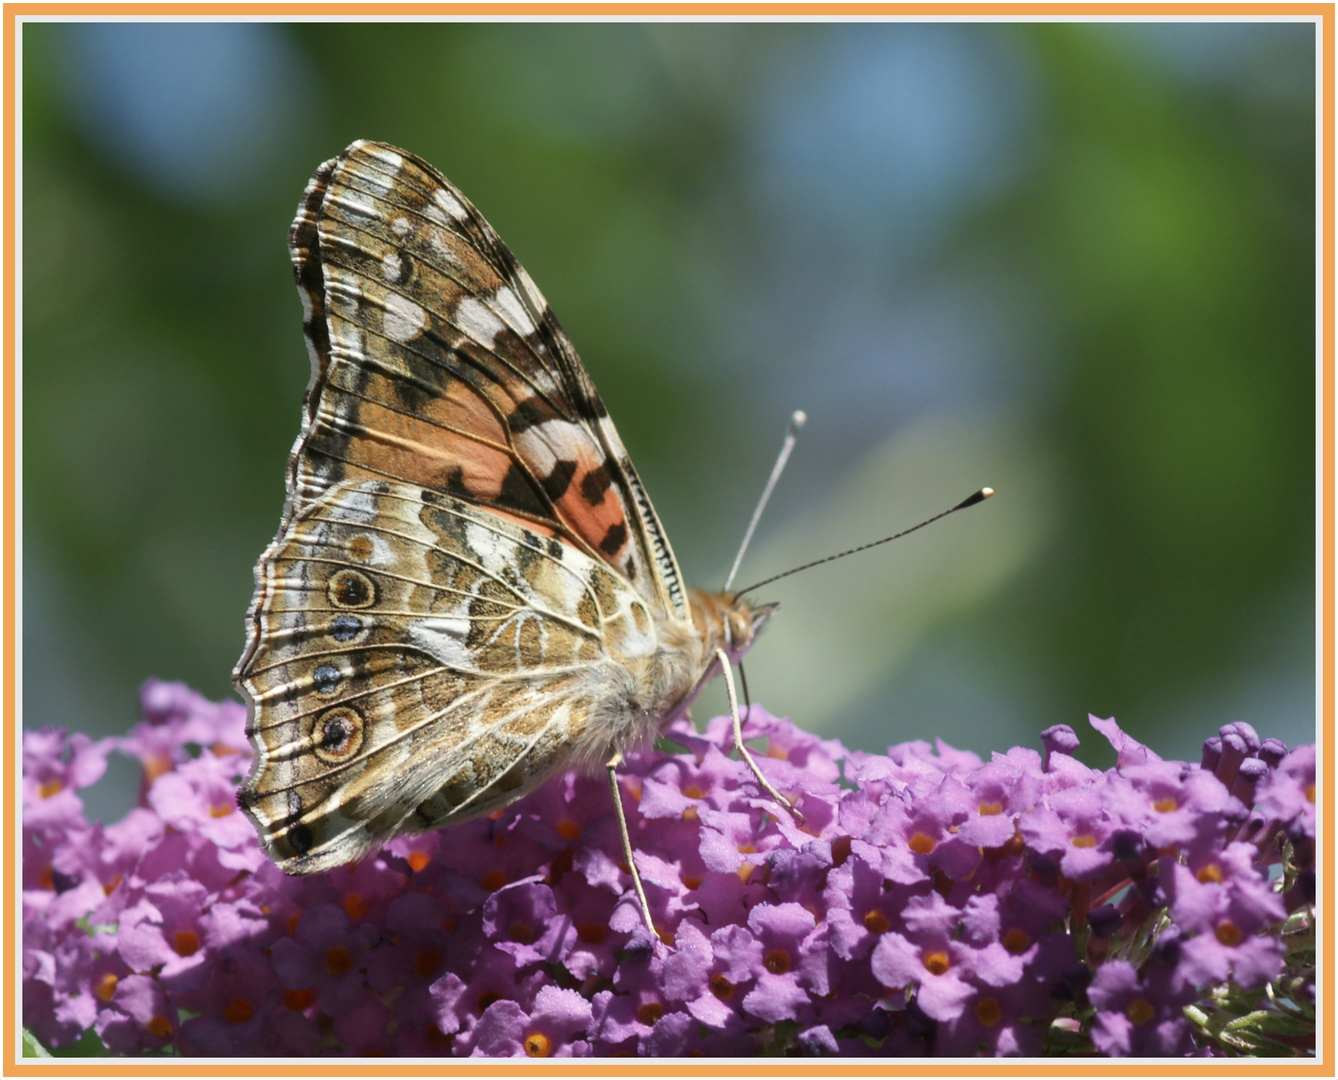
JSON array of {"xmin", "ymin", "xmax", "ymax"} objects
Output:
[{"xmin": 282, "ymin": 141, "xmax": 685, "ymax": 619}]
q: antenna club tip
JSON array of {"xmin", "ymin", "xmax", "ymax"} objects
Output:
[
  {"xmin": 789, "ymin": 410, "xmax": 808, "ymax": 430},
  {"xmin": 954, "ymin": 487, "xmax": 995, "ymax": 510}
]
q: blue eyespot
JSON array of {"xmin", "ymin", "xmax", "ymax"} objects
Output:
[
  {"xmin": 313, "ymin": 664, "xmax": 342, "ymax": 694},
  {"xmin": 330, "ymin": 615, "xmax": 362, "ymax": 641}
]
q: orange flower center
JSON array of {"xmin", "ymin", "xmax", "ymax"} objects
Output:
[
  {"xmin": 555, "ymin": 820, "xmax": 581, "ymax": 841},
  {"xmin": 975, "ymin": 997, "xmax": 1002, "ymax": 1026},
  {"xmin": 284, "ymin": 988, "xmax": 316, "ymax": 1011},
  {"xmin": 325, "ymin": 945, "xmax": 353, "ymax": 975},
  {"xmin": 922, "ymin": 950, "xmax": 951, "ymax": 976},
  {"xmin": 223, "ymin": 998, "xmax": 253, "ymax": 1024},
  {"xmin": 978, "ymin": 801, "xmax": 1003, "ymax": 816},
  {"xmin": 146, "ymin": 1015, "xmax": 173, "ymax": 1038},
  {"xmin": 908, "ymin": 832, "xmax": 936, "ymax": 855},
  {"xmin": 1001, "ymin": 928, "xmax": 1031, "ymax": 954},
  {"xmin": 38, "ymin": 780, "xmax": 62, "ymax": 799},
  {"xmin": 1196, "ymin": 864, "xmax": 1223, "ymax": 884},
  {"xmin": 414, "ymin": 949, "xmax": 442, "ymax": 979},
  {"xmin": 1215, "ymin": 921, "xmax": 1242, "ymax": 947},
  {"xmin": 208, "ymin": 802, "xmax": 233, "ymax": 818},
  {"xmin": 1070, "ymin": 834, "xmax": 1098, "ymax": 848},
  {"xmin": 577, "ymin": 923, "xmax": 606, "ymax": 944},
  {"xmin": 481, "ymin": 870, "xmax": 507, "ymax": 892},
  {"xmin": 407, "ymin": 851, "xmax": 431, "ymax": 873},
  {"xmin": 1152, "ymin": 796, "xmax": 1177, "ymax": 813},
  {"xmin": 831, "ymin": 836, "xmax": 853, "ymax": 866},
  {"xmin": 172, "ymin": 929, "xmax": 200, "ymax": 957},
  {"xmin": 710, "ymin": 974, "xmax": 735, "ymax": 1000},
  {"xmin": 862, "ymin": 909, "xmax": 890, "ymax": 935},
  {"xmin": 143, "ymin": 754, "xmax": 173, "ymax": 783},
  {"xmin": 764, "ymin": 949, "xmax": 791, "ymax": 975},
  {"xmin": 1125, "ymin": 998, "xmax": 1155, "ymax": 1025},
  {"xmin": 94, "ymin": 973, "xmax": 119, "ymax": 1003},
  {"xmin": 509, "ymin": 922, "xmax": 534, "ymax": 945},
  {"xmin": 342, "ymin": 893, "xmax": 368, "ymax": 920},
  {"xmin": 524, "ymin": 1032, "xmax": 552, "ymax": 1057},
  {"xmin": 637, "ymin": 1002, "xmax": 664, "ymax": 1026}
]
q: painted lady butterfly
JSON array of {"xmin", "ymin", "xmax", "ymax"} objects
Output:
[{"xmin": 234, "ymin": 140, "xmax": 792, "ymax": 928}]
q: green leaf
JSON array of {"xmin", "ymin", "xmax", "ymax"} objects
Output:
[
  {"xmin": 49, "ymin": 1029, "xmax": 108, "ymax": 1057},
  {"xmin": 21, "ymin": 1029, "xmax": 52, "ymax": 1058}
]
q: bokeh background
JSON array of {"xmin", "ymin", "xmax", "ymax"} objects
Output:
[{"xmin": 21, "ymin": 21, "xmax": 1317, "ymax": 820}]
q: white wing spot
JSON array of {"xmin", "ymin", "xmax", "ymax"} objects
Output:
[
  {"xmin": 409, "ymin": 617, "xmax": 474, "ymax": 671},
  {"xmin": 384, "ymin": 292, "xmax": 427, "ymax": 343},
  {"xmin": 492, "ymin": 285, "xmax": 538, "ymax": 338},
  {"xmin": 464, "ymin": 522, "xmax": 513, "ymax": 575},
  {"xmin": 391, "ymin": 216, "xmax": 414, "ymax": 238},
  {"xmin": 332, "ymin": 189, "xmax": 379, "ymax": 222},
  {"xmin": 324, "ymin": 487, "xmax": 379, "ymax": 526},
  {"xmin": 454, "ymin": 296, "xmax": 506, "ymax": 345},
  {"xmin": 362, "ymin": 148, "xmax": 404, "ymax": 193},
  {"xmin": 515, "ymin": 420, "xmax": 592, "ymax": 478},
  {"xmin": 434, "ymin": 188, "xmax": 470, "ymax": 223},
  {"xmin": 516, "ymin": 266, "xmax": 551, "ymax": 312},
  {"xmin": 381, "ymin": 252, "xmax": 403, "ymax": 283}
]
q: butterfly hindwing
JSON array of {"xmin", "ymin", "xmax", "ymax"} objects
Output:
[{"xmin": 237, "ymin": 478, "xmax": 659, "ymax": 872}]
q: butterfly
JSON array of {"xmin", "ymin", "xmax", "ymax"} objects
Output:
[{"xmin": 233, "ymin": 140, "xmax": 795, "ymax": 928}]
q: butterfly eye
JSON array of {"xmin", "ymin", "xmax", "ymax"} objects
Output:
[
  {"xmin": 310, "ymin": 708, "xmax": 364, "ymax": 765},
  {"xmin": 328, "ymin": 569, "xmax": 377, "ymax": 610}
]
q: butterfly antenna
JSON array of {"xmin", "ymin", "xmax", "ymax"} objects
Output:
[
  {"xmin": 736, "ymin": 487, "xmax": 995, "ymax": 597},
  {"xmin": 724, "ymin": 410, "xmax": 807, "ymax": 593}
]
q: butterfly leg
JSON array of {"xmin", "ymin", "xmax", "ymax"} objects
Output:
[
  {"xmin": 715, "ymin": 647, "xmax": 805, "ymax": 824},
  {"xmin": 605, "ymin": 752, "xmax": 658, "ymax": 939}
]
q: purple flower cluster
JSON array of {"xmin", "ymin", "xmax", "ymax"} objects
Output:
[{"xmin": 23, "ymin": 681, "xmax": 1315, "ymax": 1057}]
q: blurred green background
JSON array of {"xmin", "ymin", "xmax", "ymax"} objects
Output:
[{"xmin": 21, "ymin": 22, "xmax": 1316, "ymax": 802}]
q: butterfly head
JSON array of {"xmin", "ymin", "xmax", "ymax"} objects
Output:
[{"xmin": 689, "ymin": 588, "xmax": 778, "ymax": 666}]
